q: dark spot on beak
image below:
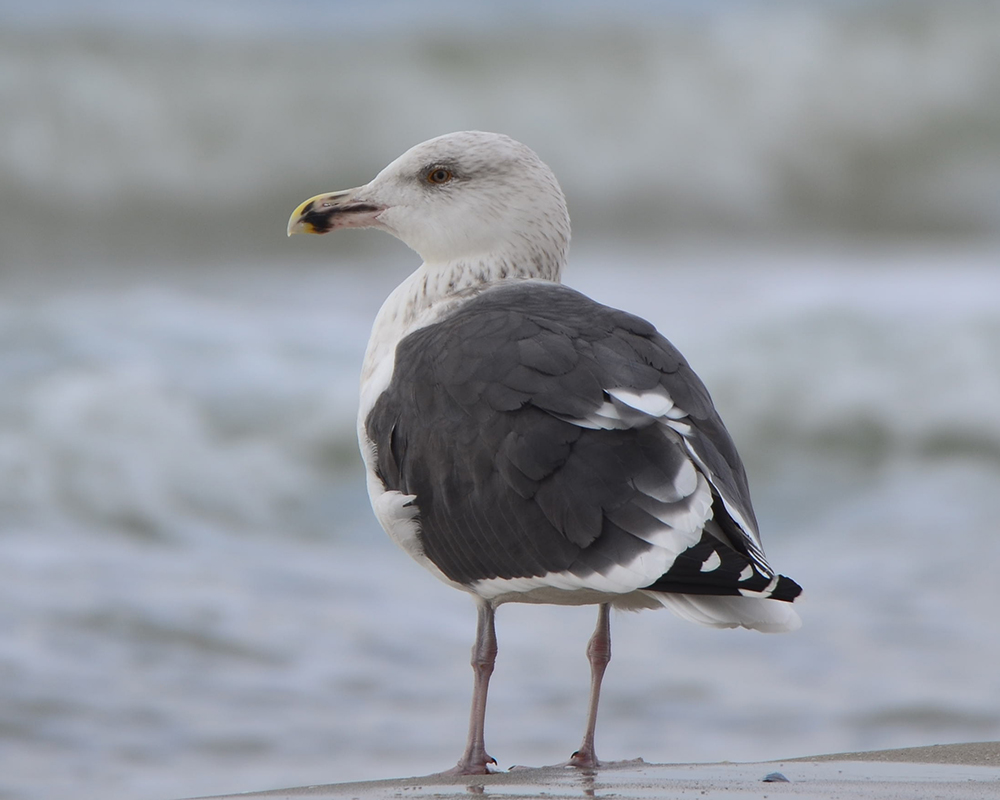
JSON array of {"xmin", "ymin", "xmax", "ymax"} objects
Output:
[{"xmin": 300, "ymin": 202, "xmax": 382, "ymax": 234}]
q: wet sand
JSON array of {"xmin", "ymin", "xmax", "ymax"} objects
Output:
[{"xmin": 192, "ymin": 741, "xmax": 1000, "ymax": 799}]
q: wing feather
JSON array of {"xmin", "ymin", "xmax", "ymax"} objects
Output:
[{"xmin": 365, "ymin": 281, "xmax": 800, "ymax": 605}]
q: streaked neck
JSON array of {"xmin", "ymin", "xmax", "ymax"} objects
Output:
[{"xmin": 360, "ymin": 251, "xmax": 565, "ymax": 391}]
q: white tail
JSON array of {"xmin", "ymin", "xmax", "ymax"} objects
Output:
[{"xmin": 648, "ymin": 591, "xmax": 802, "ymax": 633}]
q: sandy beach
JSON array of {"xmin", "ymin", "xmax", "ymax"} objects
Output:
[{"xmin": 193, "ymin": 741, "xmax": 1000, "ymax": 800}]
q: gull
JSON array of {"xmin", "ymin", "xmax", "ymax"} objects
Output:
[{"xmin": 288, "ymin": 131, "xmax": 802, "ymax": 775}]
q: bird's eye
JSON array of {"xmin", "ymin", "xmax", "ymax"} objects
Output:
[{"xmin": 427, "ymin": 168, "xmax": 453, "ymax": 185}]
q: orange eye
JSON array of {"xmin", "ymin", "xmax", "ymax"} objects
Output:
[{"xmin": 427, "ymin": 168, "xmax": 453, "ymax": 184}]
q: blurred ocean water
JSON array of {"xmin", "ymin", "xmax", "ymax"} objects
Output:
[
  {"xmin": 1, "ymin": 2, "xmax": 999, "ymax": 800},
  {"xmin": 2, "ymin": 251, "xmax": 999, "ymax": 800},
  {"xmin": 3, "ymin": 0, "xmax": 1000, "ymax": 266}
]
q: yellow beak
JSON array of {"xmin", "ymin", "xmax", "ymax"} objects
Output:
[{"xmin": 286, "ymin": 188, "xmax": 384, "ymax": 236}]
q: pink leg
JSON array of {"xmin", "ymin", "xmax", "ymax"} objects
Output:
[
  {"xmin": 568, "ymin": 603, "xmax": 611, "ymax": 768},
  {"xmin": 446, "ymin": 600, "xmax": 498, "ymax": 775}
]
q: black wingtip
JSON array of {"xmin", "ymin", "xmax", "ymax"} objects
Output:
[
  {"xmin": 641, "ymin": 534, "xmax": 803, "ymax": 602},
  {"xmin": 769, "ymin": 574, "xmax": 803, "ymax": 602}
]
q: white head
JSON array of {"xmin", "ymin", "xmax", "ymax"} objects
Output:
[{"xmin": 288, "ymin": 131, "xmax": 571, "ymax": 281}]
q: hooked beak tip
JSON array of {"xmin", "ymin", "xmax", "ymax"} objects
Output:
[{"xmin": 287, "ymin": 196, "xmax": 326, "ymax": 236}]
